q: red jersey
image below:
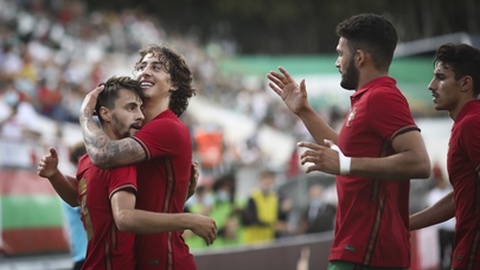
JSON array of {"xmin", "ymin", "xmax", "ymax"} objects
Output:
[
  {"xmin": 132, "ymin": 109, "xmax": 195, "ymax": 270},
  {"xmin": 447, "ymin": 100, "xmax": 480, "ymax": 269},
  {"xmin": 77, "ymin": 154, "xmax": 137, "ymax": 270},
  {"xmin": 331, "ymin": 77, "xmax": 418, "ymax": 268}
]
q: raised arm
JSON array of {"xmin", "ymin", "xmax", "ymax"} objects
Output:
[
  {"xmin": 267, "ymin": 66, "xmax": 338, "ymax": 145},
  {"xmin": 37, "ymin": 147, "xmax": 79, "ymax": 206},
  {"xmin": 79, "ymin": 85, "xmax": 147, "ymax": 169},
  {"xmin": 410, "ymin": 191, "xmax": 455, "ymax": 231},
  {"xmin": 111, "ymin": 190, "xmax": 217, "ymax": 246}
]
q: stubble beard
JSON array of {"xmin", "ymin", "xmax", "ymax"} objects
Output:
[{"xmin": 340, "ymin": 57, "xmax": 359, "ymax": 90}]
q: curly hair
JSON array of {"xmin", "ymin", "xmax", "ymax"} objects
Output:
[
  {"xmin": 434, "ymin": 43, "xmax": 480, "ymax": 97},
  {"xmin": 134, "ymin": 44, "xmax": 196, "ymax": 117},
  {"xmin": 336, "ymin": 13, "xmax": 397, "ymax": 72}
]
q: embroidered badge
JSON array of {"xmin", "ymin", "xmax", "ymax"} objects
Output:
[
  {"xmin": 150, "ymin": 259, "xmax": 160, "ymax": 265},
  {"xmin": 344, "ymin": 245, "xmax": 356, "ymax": 252},
  {"xmin": 346, "ymin": 107, "xmax": 357, "ymax": 127}
]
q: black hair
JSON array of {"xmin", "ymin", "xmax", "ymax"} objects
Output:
[
  {"xmin": 434, "ymin": 43, "xmax": 480, "ymax": 97},
  {"xmin": 336, "ymin": 13, "xmax": 398, "ymax": 71},
  {"xmin": 95, "ymin": 76, "xmax": 144, "ymax": 123}
]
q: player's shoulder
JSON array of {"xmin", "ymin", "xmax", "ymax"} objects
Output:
[
  {"xmin": 460, "ymin": 111, "xmax": 480, "ymax": 127},
  {"xmin": 78, "ymin": 153, "xmax": 90, "ymax": 164}
]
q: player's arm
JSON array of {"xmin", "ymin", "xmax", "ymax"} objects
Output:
[
  {"xmin": 409, "ymin": 190, "xmax": 455, "ymax": 230},
  {"xmin": 299, "ymin": 131, "xmax": 430, "ymax": 179},
  {"xmin": 79, "ymin": 85, "xmax": 146, "ymax": 169},
  {"xmin": 37, "ymin": 147, "xmax": 79, "ymax": 206},
  {"xmin": 267, "ymin": 66, "xmax": 338, "ymax": 144},
  {"xmin": 186, "ymin": 161, "xmax": 199, "ymax": 200},
  {"xmin": 111, "ymin": 190, "xmax": 217, "ymax": 245},
  {"xmin": 297, "ymin": 105, "xmax": 339, "ymax": 145},
  {"xmin": 349, "ymin": 130, "xmax": 431, "ymax": 180}
]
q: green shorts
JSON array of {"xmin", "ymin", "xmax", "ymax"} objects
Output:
[{"xmin": 327, "ymin": 261, "xmax": 408, "ymax": 270}]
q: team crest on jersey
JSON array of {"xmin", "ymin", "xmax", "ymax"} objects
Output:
[{"xmin": 346, "ymin": 107, "xmax": 357, "ymax": 127}]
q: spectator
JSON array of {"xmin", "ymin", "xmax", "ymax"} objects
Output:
[
  {"xmin": 209, "ymin": 173, "xmax": 241, "ymax": 247},
  {"xmin": 0, "ymin": 81, "xmax": 40, "ymax": 168},
  {"xmin": 298, "ymin": 184, "xmax": 336, "ymax": 235},
  {"xmin": 242, "ymin": 169, "xmax": 292, "ymax": 243}
]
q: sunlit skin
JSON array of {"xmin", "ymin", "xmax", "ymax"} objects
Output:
[
  {"xmin": 134, "ymin": 53, "xmax": 174, "ymax": 122},
  {"xmin": 99, "ymin": 89, "xmax": 144, "ymax": 140},
  {"xmin": 427, "ymin": 61, "xmax": 465, "ymax": 120},
  {"xmin": 335, "ymin": 37, "xmax": 360, "ymax": 90}
]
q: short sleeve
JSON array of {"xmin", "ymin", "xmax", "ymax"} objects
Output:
[
  {"xmin": 367, "ymin": 89, "xmax": 417, "ymax": 141},
  {"xmin": 107, "ymin": 165, "xmax": 137, "ymax": 199},
  {"xmin": 133, "ymin": 115, "xmax": 191, "ymax": 160}
]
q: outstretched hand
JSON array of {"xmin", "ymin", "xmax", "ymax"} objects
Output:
[
  {"xmin": 37, "ymin": 147, "xmax": 59, "ymax": 178},
  {"xmin": 266, "ymin": 66, "xmax": 309, "ymax": 115},
  {"xmin": 298, "ymin": 139, "xmax": 341, "ymax": 175},
  {"xmin": 189, "ymin": 214, "xmax": 217, "ymax": 246}
]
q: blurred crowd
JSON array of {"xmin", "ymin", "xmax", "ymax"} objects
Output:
[
  {"xmin": 0, "ymin": 3, "xmax": 456, "ymax": 266},
  {"xmin": 0, "ymin": 0, "xmax": 345, "ymax": 170},
  {"xmin": 0, "ymin": 0, "xmax": 343, "ymax": 248}
]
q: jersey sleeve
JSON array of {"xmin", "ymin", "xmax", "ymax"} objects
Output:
[
  {"xmin": 367, "ymin": 88, "xmax": 419, "ymax": 141},
  {"xmin": 107, "ymin": 165, "xmax": 137, "ymax": 199}
]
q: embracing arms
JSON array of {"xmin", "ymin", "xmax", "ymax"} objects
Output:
[
  {"xmin": 79, "ymin": 85, "xmax": 146, "ymax": 169},
  {"xmin": 111, "ymin": 190, "xmax": 217, "ymax": 245}
]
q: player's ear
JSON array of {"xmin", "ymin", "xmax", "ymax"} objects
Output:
[
  {"xmin": 98, "ymin": 106, "xmax": 111, "ymax": 122},
  {"xmin": 460, "ymin": 75, "xmax": 473, "ymax": 92},
  {"xmin": 355, "ymin": 49, "xmax": 366, "ymax": 67}
]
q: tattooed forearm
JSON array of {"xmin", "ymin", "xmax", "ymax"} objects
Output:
[
  {"xmin": 80, "ymin": 111, "xmax": 111, "ymax": 168},
  {"xmin": 80, "ymin": 111, "xmax": 147, "ymax": 169}
]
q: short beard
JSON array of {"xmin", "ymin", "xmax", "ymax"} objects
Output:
[{"xmin": 340, "ymin": 57, "xmax": 359, "ymax": 90}]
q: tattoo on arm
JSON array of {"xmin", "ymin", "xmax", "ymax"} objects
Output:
[{"xmin": 80, "ymin": 112, "xmax": 146, "ymax": 168}]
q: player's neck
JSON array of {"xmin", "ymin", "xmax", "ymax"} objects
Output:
[
  {"xmin": 356, "ymin": 69, "xmax": 388, "ymax": 90},
  {"xmin": 143, "ymin": 97, "xmax": 170, "ymax": 122},
  {"xmin": 450, "ymin": 96, "xmax": 476, "ymax": 121}
]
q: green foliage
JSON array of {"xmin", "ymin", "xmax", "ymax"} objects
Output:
[{"xmin": 85, "ymin": 0, "xmax": 480, "ymax": 54}]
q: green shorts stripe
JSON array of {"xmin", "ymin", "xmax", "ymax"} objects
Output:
[{"xmin": 327, "ymin": 261, "xmax": 408, "ymax": 270}]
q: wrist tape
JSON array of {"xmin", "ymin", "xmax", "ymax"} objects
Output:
[{"xmin": 330, "ymin": 144, "xmax": 351, "ymax": 175}]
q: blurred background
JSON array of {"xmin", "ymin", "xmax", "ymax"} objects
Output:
[{"xmin": 0, "ymin": 0, "xmax": 479, "ymax": 269}]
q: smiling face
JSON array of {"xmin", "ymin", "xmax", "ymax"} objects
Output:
[
  {"xmin": 428, "ymin": 61, "xmax": 463, "ymax": 114},
  {"xmin": 105, "ymin": 88, "xmax": 144, "ymax": 139},
  {"xmin": 335, "ymin": 37, "xmax": 359, "ymax": 90},
  {"xmin": 134, "ymin": 52, "xmax": 174, "ymax": 102}
]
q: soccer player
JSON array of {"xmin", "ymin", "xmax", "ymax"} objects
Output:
[
  {"xmin": 39, "ymin": 76, "xmax": 216, "ymax": 269},
  {"xmin": 410, "ymin": 43, "xmax": 480, "ymax": 270},
  {"xmin": 79, "ymin": 44, "xmax": 209, "ymax": 270},
  {"xmin": 267, "ymin": 14, "xmax": 430, "ymax": 269}
]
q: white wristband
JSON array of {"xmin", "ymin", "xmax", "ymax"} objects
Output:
[{"xmin": 330, "ymin": 144, "xmax": 351, "ymax": 175}]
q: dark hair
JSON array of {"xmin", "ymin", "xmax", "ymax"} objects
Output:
[
  {"xmin": 134, "ymin": 44, "xmax": 196, "ymax": 117},
  {"xmin": 336, "ymin": 13, "xmax": 398, "ymax": 71},
  {"xmin": 95, "ymin": 76, "xmax": 144, "ymax": 123},
  {"xmin": 434, "ymin": 43, "xmax": 480, "ymax": 97}
]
